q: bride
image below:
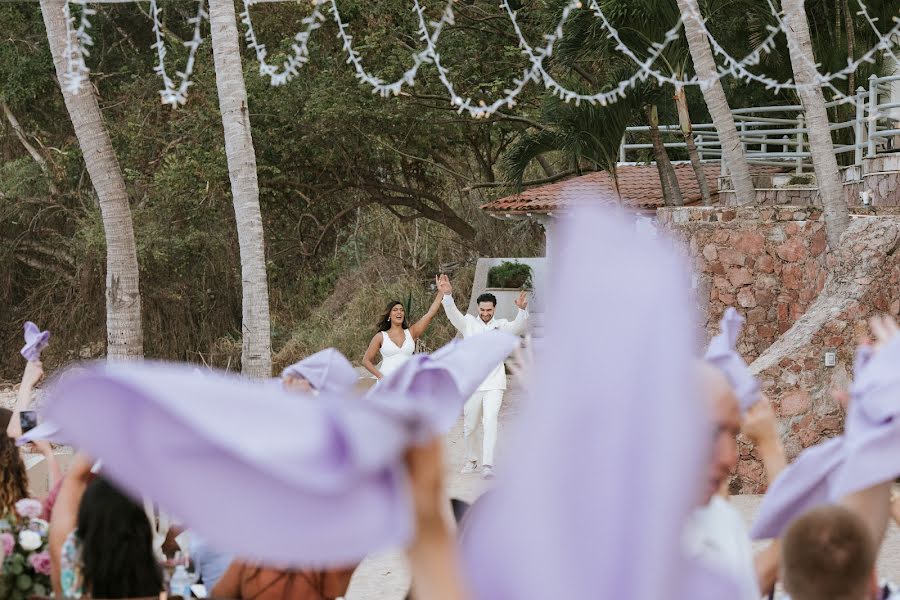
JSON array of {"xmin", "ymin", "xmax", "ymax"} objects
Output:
[{"xmin": 362, "ymin": 278, "xmax": 443, "ymax": 383}]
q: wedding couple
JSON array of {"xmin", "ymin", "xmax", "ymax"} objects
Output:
[{"xmin": 362, "ymin": 274, "xmax": 529, "ymax": 479}]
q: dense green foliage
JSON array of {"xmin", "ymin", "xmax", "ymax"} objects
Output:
[
  {"xmin": 0, "ymin": 0, "xmax": 892, "ymax": 374},
  {"xmin": 487, "ymin": 261, "xmax": 533, "ymax": 289}
]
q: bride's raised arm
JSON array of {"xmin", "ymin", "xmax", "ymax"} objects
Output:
[{"xmin": 409, "ymin": 282, "xmax": 445, "ymax": 341}]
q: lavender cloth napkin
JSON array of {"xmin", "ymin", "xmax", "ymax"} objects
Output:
[
  {"xmin": 461, "ymin": 205, "xmax": 737, "ymax": 600},
  {"xmin": 20, "ymin": 321, "xmax": 50, "ymax": 362},
  {"xmin": 42, "ymin": 331, "xmax": 517, "ymax": 566},
  {"xmin": 704, "ymin": 308, "xmax": 760, "ymax": 413},
  {"xmin": 15, "ymin": 420, "xmax": 68, "ymax": 447},
  {"xmin": 280, "ymin": 348, "xmax": 359, "ymax": 394},
  {"xmin": 751, "ymin": 340, "xmax": 900, "ymax": 539}
]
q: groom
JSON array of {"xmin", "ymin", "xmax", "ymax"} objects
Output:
[{"xmin": 437, "ymin": 274, "xmax": 528, "ymax": 479}]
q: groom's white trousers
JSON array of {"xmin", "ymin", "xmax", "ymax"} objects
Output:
[{"xmin": 463, "ymin": 389, "xmax": 504, "ymax": 466}]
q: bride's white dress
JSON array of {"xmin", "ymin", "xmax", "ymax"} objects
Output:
[{"xmin": 378, "ymin": 329, "xmax": 415, "ymax": 379}]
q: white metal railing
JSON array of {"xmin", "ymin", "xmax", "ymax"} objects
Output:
[{"xmin": 619, "ymin": 74, "xmax": 900, "ymax": 174}]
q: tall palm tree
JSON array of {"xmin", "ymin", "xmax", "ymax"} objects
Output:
[
  {"xmin": 675, "ymin": 0, "xmax": 757, "ymax": 205},
  {"xmin": 781, "ymin": 0, "xmax": 849, "ymax": 249},
  {"xmin": 674, "ymin": 87, "xmax": 712, "ymax": 205},
  {"xmin": 502, "ymin": 95, "xmax": 641, "ymax": 200},
  {"xmin": 594, "ymin": 1, "xmax": 710, "ymax": 204},
  {"xmin": 39, "ymin": 0, "xmax": 144, "ymax": 361},
  {"xmin": 646, "ymin": 103, "xmax": 684, "ymax": 206},
  {"xmin": 209, "ymin": 0, "xmax": 272, "ymax": 377}
]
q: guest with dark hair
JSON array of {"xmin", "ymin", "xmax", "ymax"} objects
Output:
[
  {"xmin": 50, "ymin": 454, "xmax": 162, "ymax": 598},
  {"xmin": 0, "ymin": 429, "xmax": 28, "ymax": 518}
]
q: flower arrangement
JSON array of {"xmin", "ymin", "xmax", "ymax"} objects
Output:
[{"xmin": 0, "ymin": 498, "xmax": 52, "ymax": 600}]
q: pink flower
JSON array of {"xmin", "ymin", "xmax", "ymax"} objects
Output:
[
  {"xmin": 29, "ymin": 551, "xmax": 52, "ymax": 575},
  {"xmin": 0, "ymin": 532, "xmax": 14, "ymax": 557},
  {"xmin": 15, "ymin": 498, "xmax": 43, "ymax": 519}
]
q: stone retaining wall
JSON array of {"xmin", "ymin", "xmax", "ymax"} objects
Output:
[
  {"xmin": 659, "ymin": 207, "xmax": 900, "ymax": 493},
  {"xmin": 657, "ymin": 206, "xmax": 827, "ymax": 361}
]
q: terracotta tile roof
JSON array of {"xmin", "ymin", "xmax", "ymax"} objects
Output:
[{"xmin": 479, "ymin": 162, "xmax": 793, "ymax": 214}]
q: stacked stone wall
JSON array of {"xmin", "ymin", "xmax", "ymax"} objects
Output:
[
  {"xmin": 657, "ymin": 206, "xmax": 827, "ymax": 361},
  {"xmin": 659, "ymin": 207, "xmax": 900, "ymax": 493}
]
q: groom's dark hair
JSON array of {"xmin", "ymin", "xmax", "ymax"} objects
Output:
[{"xmin": 476, "ymin": 293, "xmax": 497, "ymax": 306}]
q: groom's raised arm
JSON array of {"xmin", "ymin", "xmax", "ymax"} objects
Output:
[
  {"xmin": 437, "ymin": 274, "xmax": 468, "ymax": 334},
  {"xmin": 499, "ymin": 291, "xmax": 529, "ymax": 336},
  {"xmin": 441, "ymin": 294, "xmax": 468, "ymax": 334}
]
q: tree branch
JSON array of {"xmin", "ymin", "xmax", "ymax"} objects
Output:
[{"xmin": 2, "ymin": 102, "xmax": 58, "ymax": 195}]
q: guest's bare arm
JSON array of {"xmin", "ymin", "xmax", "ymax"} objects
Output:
[
  {"xmin": 742, "ymin": 396, "xmax": 787, "ymax": 485},
  {"xmin": 34, "ymin": 440, "xmax": 62, "ymax": 488},
  {"xmin": 7, "ymin": 360, "xmax": 44, "ymax": 439},
  {"xmin": 840, "ymin": 316, "xmax": 900, "ymax": 546},
  {"xmin": 363, "ymin": 334, "xmax": 385, "ymax": 380},
  {"xmin": 891, "ymin": 493, "xmax": 900, "ymax": 527},
  {"xmin": 754, "ymin": 541, "xmax": 780, "ymax": 596},
  {"xmin": 405, "ymin": 438, "xmax": 469, "ymax": 600},
  {"xmin": 49, "ymin": 453, "xmax": 94, "ymax": 595}
]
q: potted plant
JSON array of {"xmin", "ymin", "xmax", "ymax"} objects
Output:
[{"xmin": 487, "ymin": 261, "xmax": 533, "ymax": 290}]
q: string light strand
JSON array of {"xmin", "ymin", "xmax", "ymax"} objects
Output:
[
  {"xmin": 328, "ymin": 0, "xmax": 455, "ymax": 98},
  {"xmin": 62, "ymin": 0, "xmax": 94, "ymax": 94},
  {"xmin": 149, "ymin": 0, "xmax": 208, "ymax": 107},
  {"xmin": 239, "ymin": 0, "xmax": 327, "ymax": 86}
]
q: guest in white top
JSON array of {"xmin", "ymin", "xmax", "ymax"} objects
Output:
[
  {"xmin": 362, "ymin": 283, "xmax": 444, "ymax": 382},
  {"xmin": 437, "ymin": 274, "xmax": 528, "ymax": 479},
  {"xmin": 686, "ymin": 363, "xmax": 761, "ymax": 600}
]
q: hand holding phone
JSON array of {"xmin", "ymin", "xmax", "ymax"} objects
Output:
[{"xmin": 19, "ymin": 410, "xmax": 38, "ymax": 434}]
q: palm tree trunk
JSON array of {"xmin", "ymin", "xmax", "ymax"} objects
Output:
[
  {"xmin": 209, "ymin": 0, "xmax": 272, "ymax": 378},
  {"xmin": 647, "ymin": 104, "xmax": 684, "ymax": 207},
  {"xmin": 675, "ymin": 0, "xmax": 756, "ymax": 205},
  {"xmin": 674, "ymin": 88, "xmax": 713, "ymax": 205},
  {"xmin": 39, "ymin": 0, "xmax": 143, "ymax": 361},
  {"xmin": 782, "ymin": 0, "xmax": 850, "ymax": 249},
  {"xmin": 841, "ymin": 0, "xmax": 856, "ymax": 92}
]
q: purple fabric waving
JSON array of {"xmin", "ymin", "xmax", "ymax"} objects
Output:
[
  {"xmin": 21, "ymin": 321, "xmax": 50, "ymax": 362},
  {"xmin": 749, "ymin": 436, "xmax": 844, "ymax": 539},
  {"xmin": 367, "ymin": 332, "xmax": 519, "ymax": 443},
  {"xmin": 704, "ymin": 308, "xmax": 760, "ymax": 413},
  {"xmin": 461, "ymin": 205, "xmax": 737, "ymax": 600},
  {"xmin": 281, "ymin": 348, "xmax": 359, "ymax": 394},
  {"xmin": 751, "ymin": 336, "xmax": 900, "ymax": 539},
  {"xmin": 42, "ymin": 333, "xmax": 516, "ymax": 567}
]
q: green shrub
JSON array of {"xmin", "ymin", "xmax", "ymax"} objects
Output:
[
  {"xmin": 786, "ymin": 175, "xmax": 814, "ymax": 186},
  {"xmin": 487, "ymin": 261, "xmax": 532, "ymax": 289}
]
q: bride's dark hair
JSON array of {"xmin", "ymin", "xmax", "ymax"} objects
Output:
[{"xmin": 378, "ymin": 300, "xmax": 409, "ymax": 332}]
